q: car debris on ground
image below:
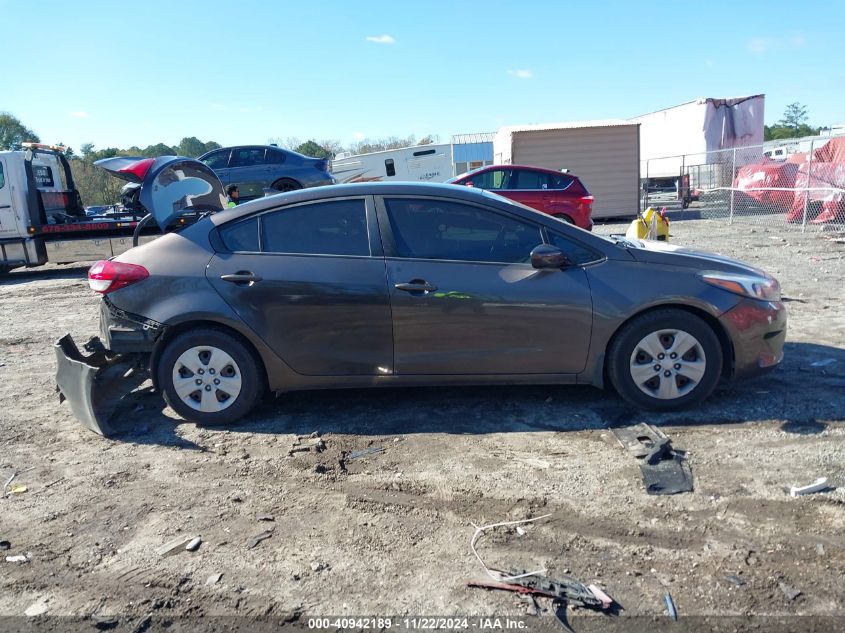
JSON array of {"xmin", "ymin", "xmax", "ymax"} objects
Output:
[
  {"xmin": 790, "ymin": 476, "xmax": 830, "ymax": 496},
  {"xmin": 288, "ymin": 432, "xmax": 326, "ymax": 456},
  {"xmin": 247, "ymin": 527, "xmax": 275, "ymax": 549},
  {"xmin": 612, "ymin": 423, "xmax": 693, "ymax": 495},
  {"xmin": 157, "ymin": 535, "xmax": 198, "ymax": 557},
  {"xmin": 345, "ymin": 446, "xmax": 385, "ymax": 461}
]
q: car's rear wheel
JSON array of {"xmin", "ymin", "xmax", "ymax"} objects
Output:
[
  {"xmin": 272, "ymin": 178, "xmax": 301, "ymax": 192},
  {"xmin": 607, "ymin": 309, "xmax": 722, "ymax": 411},
  {"xmin": 158, "ymin": 328, "xmax": 263, "ymax": 425}
]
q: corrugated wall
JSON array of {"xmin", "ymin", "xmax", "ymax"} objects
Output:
[{"xmin": 512, "ymin": 125, "xmax": 640, "ymax": 218}]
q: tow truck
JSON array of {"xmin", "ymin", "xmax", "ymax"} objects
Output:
[{"xmin": 0, "ymin": 144, "xmax": 223, "ymax": 274}]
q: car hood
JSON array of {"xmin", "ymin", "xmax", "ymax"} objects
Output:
[{"xmin": 622, "ymin": 238, "xmax": 769, "ymax": 275}]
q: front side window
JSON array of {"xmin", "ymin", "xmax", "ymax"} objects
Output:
[
  {"xmin": 548, "ymin": 232, "xmax": 603, "ymax": 266},
  {"xmin": 384, "ymin": 198, "xmax": 542, "ymax": 264},
  {"xmin": 468, "ymin": 169, "xmax": 511, "ymax": 190},
  {"xmin": 202, "ymin": 150, "xmax": 230, "ymax": 169},
  {"xmin": 262, "ymin": 199, "xmax": 369, "ymax": 256}
]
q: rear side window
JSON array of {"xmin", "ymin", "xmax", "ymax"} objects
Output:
[
  {"xmin": 0, "ymin": 162, "xmax": 4, "ymax": 189},
  {"xmin": 548, "ymin": 232, "xmax": 602, "ymax": 266},
  {"xmin": 262, "ymin": 199, "xmax": 369, "ymax": 256},
  {"xmin": 231, "ymin": 148, "xmax": 266, "ymax": 167},
  {"xmin": 550, "ymin": 173, "xmax": 575, "ymax": 190},
  {"xmin": 513, "ymin": 170, "xmax": 550, "ymax": 190},
  {"xmin": 220, "ymin": 217, "xmax": 260, "ymax": 252},
  {"xmin": 266, "ymin": 150, "xmax": 287, "ymax": 164},
  {"xmin": 385, "ymin": 159, "xmax": 396, "ymax": 177}
]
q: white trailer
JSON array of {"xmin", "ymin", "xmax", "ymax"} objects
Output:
[
  {"xmin": 631, "ymin": 95, "xmax": 766, "ymax": 177},
  {"xmin": 493, "ymin": 119, "xmax": 641, "ymax": 219},
  {"xmin": 331, "ymin": 144, "xmax": 453, "ymax": 183}
]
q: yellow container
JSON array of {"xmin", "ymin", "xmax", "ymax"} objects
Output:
[{"xmin": 626, "ymin": 207, "xmax": 670, "ymax": 241}]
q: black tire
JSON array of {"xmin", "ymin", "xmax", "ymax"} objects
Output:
[
  {"xmin": 607, "ymin": 309, "xmax": 722, "ymax": 411},
  {"xmin": 157, "ymin": 327, "xmax": 264, "ymax": 425},
  {"xmin": 271, "ymin": 178, "xmax": 302, "ymax": 192},
  {"xmin": 555, "ymin": 214, "xmax": 575, "ymax": 225}
]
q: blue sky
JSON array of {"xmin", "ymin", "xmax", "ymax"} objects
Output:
[{"xmin": 3, "ymin": 0, "xmax": 843, "ymax": 152}]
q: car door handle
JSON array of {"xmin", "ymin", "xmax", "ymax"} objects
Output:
[
  {"xmin": 395, "ymin": 281, "xmax": 437, "ymax": 293},
  {"xmin": 221, "ymin": 272, "xmax": 263, "ymax": 285}
]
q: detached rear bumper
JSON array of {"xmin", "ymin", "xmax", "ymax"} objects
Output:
[{"xmin": 55, "ymin": 334, "xmax": 149, "ymax": 436}]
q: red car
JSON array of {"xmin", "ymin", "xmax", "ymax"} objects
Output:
[{"xmin": 448, "ymin": 165, "xmax": 594, "ymax": 230}]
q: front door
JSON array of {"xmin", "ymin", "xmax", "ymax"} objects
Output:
[
  {"xmin": 206, "ymin": 196, "xmax": 393, "ymax": 376},
  {"xmin": 378, "ymin": 196, "xmax": 593, "ymax": 375},
  {"xmin": 227, "ymin": 147, "xmax": 271, "ymax": 198},
  {"xmin": 0, "ymin": 156, "xmax": 20, "ymax": 240}
]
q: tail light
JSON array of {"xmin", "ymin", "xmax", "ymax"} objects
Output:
[
  {"xmin": 579, "ymin": 195, "xmax": 594, "ymax": 208},
  {"xmin": 315, "ymin": 160, "xmax": 328, "ymax": 172},
  {"xmin": 117, "ymin": 158, "xmax": 156, "ymax": 181},
  {"xmin": 88, "ymin": 260, "xmax": 149, "ymax": 294}
]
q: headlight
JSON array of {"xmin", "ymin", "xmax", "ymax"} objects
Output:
[{"xmin": 699, "ymin": 271, "xmax": 781, "ymax": 301}]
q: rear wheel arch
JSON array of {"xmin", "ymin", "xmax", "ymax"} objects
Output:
[
  {"xmin": 602, "ymin": 304, "xmax": 734, "ymax": 387},
  {"xmin": 271, "ymin": 177, "xmax": 302, "ymax": 192},
  {"xmin": 552, "ymin": 213, "xmax": 575, "ymax": 225},
  {"xmin": 151, "ymin": 319, "xmax": 269, "ymax": 393}
]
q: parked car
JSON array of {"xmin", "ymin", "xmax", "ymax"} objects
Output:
[
  {"xmin": 198, "ymin": 145, "xmax": 334, "ymax": 200},
  {"xmin": 448, "ymin": 165, "xmax": 594, "ymax": 230},
  {"xmin": 56, "ymin": 166, "xmax": 786, "ymax": 436}
]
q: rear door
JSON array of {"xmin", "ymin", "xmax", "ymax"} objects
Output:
[
  {"xmin": 206, "ymin": 195, "xmax": 393, "ymax": 376},
  {"xmin": 228, "ymin": 147, "xmax": 270, "ymax": 198},
  {"xmin": 377, "ymin": 195, "xmax": 593, "ymax": 375}
]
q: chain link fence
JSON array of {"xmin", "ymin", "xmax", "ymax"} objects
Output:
[{"xmin": 643, "ymin": 134, "xmax": 845, "ymax": 232}]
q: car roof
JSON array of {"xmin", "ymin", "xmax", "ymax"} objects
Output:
[
  {"xmin": 209, "ymin": 181, "xmax": 545, "ymax": 226},
  {"xmin": 456, "ymin": 164, "xmax": 581, "ymax": 180},
  {"xmin": 199, "ymin": 145, "xmax": 301, "ymax": 158}
]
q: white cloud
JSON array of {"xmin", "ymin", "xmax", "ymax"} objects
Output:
[
  {"xmin": 354, "ymin": 131, "xmax": 365, "ymax": 140},
  {"xmin": 507, "ymin": 69, "xmax": 533, "ymax": 79},
  {"xmin": 747, "ymin": 37, "xmax": 768, "ymax": 54},
  {"xmin": 70, "ymin": 111, "xmax": 89, "ymax": 118},
  {"xmin": 366, "ymin": 34, "xmax": 396, "ymax": 44}
]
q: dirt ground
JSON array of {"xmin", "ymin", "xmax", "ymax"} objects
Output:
[{"xmin": 1, "ymin": 218, "xmax": 844, "ymax": 632}]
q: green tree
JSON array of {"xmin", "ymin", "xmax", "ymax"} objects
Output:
[
  {"xmin": 176, "ymin": 136, "xmax": 207, "ymax": 157},
  {"xmin": 142, "ymin": 143, "xmax": 176, "ymax": 157},
  {"xmin": 294, "ymin": 139, "xmax": 332, "ymax": 159},
  {"xmin": 0, "ymin": 112, "xmax": 40, "ymax": 150},
  {"xmin": 764, "ymin": 102, "xmax": 822, "ymax": 141}
]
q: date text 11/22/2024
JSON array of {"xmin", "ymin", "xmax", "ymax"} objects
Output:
[{"xmin": 307, "ymin": 617, "xmax": 531, "ymax": 630}]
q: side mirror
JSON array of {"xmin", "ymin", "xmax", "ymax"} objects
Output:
[{"xmin": 530, "ymin": 244, "xmax": 572, "ymax": 269}]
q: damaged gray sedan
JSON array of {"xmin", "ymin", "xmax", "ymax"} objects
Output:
[{"xmin": 56, "ymin": 157, "xmax": 787, "ymax": 435}]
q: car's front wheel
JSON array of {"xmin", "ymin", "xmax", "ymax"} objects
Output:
[
  {"xmin": 607, "ymin": 309, "xmax": 723, "ymax": 411},
  {"xmin": 158, "ymin": 328, "xmax": 263, "ymax": 425}
]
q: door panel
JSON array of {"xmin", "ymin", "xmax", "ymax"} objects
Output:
[
  {"xmin": 386, "ymin": 259, "xmax": 592, "ymax": 374},
  {"xmin": 378, "ymin": 196, "xmax": 593, "ymax": 375},
  {"xmin": 207, "ymin": 253, "xmax": 392, "ymax": 376}
]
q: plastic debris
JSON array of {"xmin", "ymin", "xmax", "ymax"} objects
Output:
[
  {"xmin": 790, "ymin": 477, "xmax": 829, "ymax": 497},
  {"xmin": 664, "ymin": 593, "xmax": 677, "ymax": 620},
  {"xmin": 779, "ymin": 582, "xmax": 802, "ymax": 600},
  {"xmin": 9, "ymin": 484, "xmax": 27, "ymax": 494},
  {"xmin": 185, "ymin": 537, "xmax": 202, "ymax": 552},
  {"xmin": 157, "ymin": 535, "xmax": 196, "ymax": 557},
  {"xmin": 516, "ymin": 527, "xmax": 526, "ymax": 536},
  {"xmin": 6, "ymin": 554, "xmax": 31, "ymax": 563},
  {"xmin": 206, "ymin": 572, "xmax": 223, "ymax": 585},
  {"xmin": 24, "ymin": 600, "xmax": 49, "ymax": 617}
]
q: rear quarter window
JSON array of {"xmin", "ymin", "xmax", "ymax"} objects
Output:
[{"xmin": 219, "ymin": 217, "xmax": 260, "ymax": 252}]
